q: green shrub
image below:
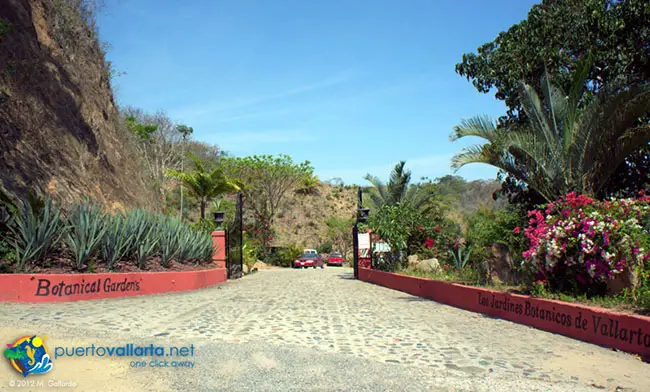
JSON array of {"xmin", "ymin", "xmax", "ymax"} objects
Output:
[
  {"xmin": 101, "ymin": 213, "xmax": 133, "ymax": 270},
  {"xmin": 464, "ymin": 206, "xmax": 528, "ymax": 264},
  {"xmin": 8, "ymin": 197, "xmax": 65, "ymax": 271},
  {"xmin": 318, "ymin": 241, "xmax": 332, "ymax": 254},
  {"xmin": 190, "ymin": 218, "xmax": 216, "ymax": 234},
  {"xmin": 65, "ymin": 199, "xmax": 107, "ymax": 270}
]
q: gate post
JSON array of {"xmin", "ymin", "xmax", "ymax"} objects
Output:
[
  {"xmin": 353, "ymin": 223, "xmax": 359, "ymax": 279},
  {"xmin": 211, "ymin": 230, "xmax": 227, "ymax": 268}
]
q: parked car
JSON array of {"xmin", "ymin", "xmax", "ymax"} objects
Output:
[
  {"xmin": 303, "ymin": 248, "xmax": 318, "ymax": 255},
  {"xmin": 327, "ymin": 252, "xmax": 344, "ymax": 266},
  {"xmin": 294, "ymin": 253, "xmax": 320, "ymax": 268}
]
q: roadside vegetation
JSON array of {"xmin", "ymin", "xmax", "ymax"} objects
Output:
[
  {"xmin": 0, "ymin": 192, "xmax": 214, "ymax": 274},
  {"xmin": 366, "ymin": 0, "xmax": 650, "ymax": 315}
]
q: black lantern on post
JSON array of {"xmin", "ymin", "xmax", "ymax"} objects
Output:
[
  {"xmin": 353, "ymin": 188, "xmax": 370, "ymax": 279},
  {"xmin": 213, "ymin": 211, "xmax": 225, "ymax": 229},
  {"xmin": 357, "ymin": 208, "xmax": 369, "ymax": 224}
]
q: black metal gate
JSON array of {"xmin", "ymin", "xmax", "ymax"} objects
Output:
[{"xmin": 226, "ymin": 192, "xmax": 243, "ymax": 279}]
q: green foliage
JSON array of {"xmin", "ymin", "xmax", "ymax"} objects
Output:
[
  {"xmin": 325, "ymin": 216, "xmax": 353, "ymax": 261},
  {"xmin": 368, "ymin": 203, "xmax": 458, "ymax": 256},
  {"xmin": 221, "ymin": 154, "xmax": 313, "ymax": 226},
  {"xmin": 455, "ymin": 0, "xmax": 650, "ymax": 201},
  {"xmin": 282, "ymin": 244, "xmax": 303, "ymax": 267},
  {"xmin": 531, "ymin": 280, "xmax": 548, "ymax": 298},
  {"xmin": 125, "ymin": 116, "xmax": 158, "ymax": 141},
  {"xmin": 123, "ymin": 209, "xmax": 158, "ymax": 269},
  {"xmin": 101, "ymin": 213, "xmax": 133, "ymax": 270},
  {"xmin": 65, "ymin": 199, "xmax": 107, "ymax": 270},
  {"xmin": 190, "ymin": 218, "xmax": 217, "ymax": 234},
  {"xmin": 449, "ymin": 243, "xmax": 473, "ymax": 272},
  {"xmin": 157, "ymin": 216, "xmax": 183, "ymax": 268},
  {"xmin": 464, "ymin": 206, "xmax": 529, "ymax": 263},
  {"xmin": 195, "ymin": 232, "xmax": 215, "ymax": 263},
  {"xmin": 295, "ymin": 174, "xmax": 320, "ymax": 195},
  {"xmin": 451, "ymin": 62, "xmax": 650, "ymax": 202},
  {"xmin": 318, "ymin": 241, "xmax": 332, "ymax": 254},
  {"xmin": 364, "ymin": 161, "xmax": 438, "ymax": 214},
  {"xmin": 176, "ymin": 124, "xmax": 194, "ymax": 139},
  {"xmin": 166, "ymin": 153, "xmax": 239, "ymax": 219},
  {"xmin": 7, "ymin": 197, "xmax": 65, "ymax": 272},
  {"xmin": 2, "ymin": 192, "xmax": 214, "ymax": 272},
  {"xmin": 242, "ymin": 240, "xmax": 256, "ymax": 270}
]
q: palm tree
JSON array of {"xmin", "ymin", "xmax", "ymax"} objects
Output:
[
  {"xmin": 166, "ymin": 154, "xmax": 239, "ymax": 220},
  {"xmin": 363, "ymin": 161, "xmax": 436, "ymax": 212},
  {"xmin": 450, "ymin": 57, "xmax": 650, "ymax": 202}
]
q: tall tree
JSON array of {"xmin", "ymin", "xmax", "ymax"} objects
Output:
[
  {"xmin": 450, "ymin": 60, "xmax": 650, "ymax": 202},
  {"xmin": 325, "ymin": 216, "xmax": 354, "ymax": 261},
  {"xmin": 221, "ymin": 155, "xmax": 313, "ymax": 225},
  {"xmin": 123, "ymin": 107, "xmax": 184, "ymax": 208},
  {"xmin": 455, "ymin": 0, "xmax": 650, "ymax": 201},
  {"xmin": 176, "ymin": 124, "xmax": 194, "ymax": 220},
  {"xmin": 165, "ymin": 154, "xmax": 239, "ymax": 220}
]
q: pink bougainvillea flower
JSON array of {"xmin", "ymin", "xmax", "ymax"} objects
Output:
[
  {"xmin": 425, "ymin": 238, "xmax": 434, "ymax": 249},
  {"xmin": 513, "ymin": 227, "xmax": 521, "ymax": 234},
  {"xmin": 435, "ymin": 226, "xmax": 441, "ymax": 232}
]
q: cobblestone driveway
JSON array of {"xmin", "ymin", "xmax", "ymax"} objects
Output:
[{"xmin": 1, "ymin": 268, "xmax": 648, "ymax": 391}]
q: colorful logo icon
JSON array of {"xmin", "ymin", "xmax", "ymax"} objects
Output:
[{"xmin": 4, "ymin": 335, "xmax": 53, "ymax": 377}]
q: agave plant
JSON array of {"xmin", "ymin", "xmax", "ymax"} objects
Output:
[
  {"xmin": 101, "ymin": 213, "xmax": 134, "ymax": 270},
  {"xmin": 450, "ymin": 55, "xmax": 650, "ymax": 202},
  {"xmin": 124, "ymin": 209, "xmax": 159, "ymax": 269},
  {"xmin": 7, "ymin": 197, "xmax": 65, "ymax": 271},
  {"xmin": 449, "ymin": 243, "xmax": 473, "ymax": 272},
  {"xmin": 65, "ymin": 199, "xmax": 107, "ymax": 270},
  {"xmin": 175, "ymin": 226, "xmax": 195, "ymax": 263},
  {"xmin": 199, "ymin": 233, "xmax": 216, "ymax": 262},
  {"xmin": 157, "ymin": 215, "xmax": 183, "ymax": 268}
]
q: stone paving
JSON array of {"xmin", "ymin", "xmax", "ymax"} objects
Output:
[{"xmin": 1, "ymin": 268, "xmax": 649, "ymax": 391}]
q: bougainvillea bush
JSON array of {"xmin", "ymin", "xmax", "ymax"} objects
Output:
[{"xmin": 521, "ymin": 192, "xmax": 650, "ymax": 298}]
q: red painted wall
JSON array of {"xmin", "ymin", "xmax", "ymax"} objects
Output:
[
  {"xmin": 0, "ymin": 269, "xmax": 227, "ymax": 303},
  {"xmin": 212, "ymin": 230, "xmax": 226, "ymax": 268},
  {"xmin": 360, "ymin": 268, "xmax": 650, "ymax": 358}
]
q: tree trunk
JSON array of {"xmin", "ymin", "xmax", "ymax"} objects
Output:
[{"xmin": 200, "ymin": 201, "xmax": 206, "ymax": 220}]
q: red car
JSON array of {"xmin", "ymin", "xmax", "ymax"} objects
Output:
[
  {"xmin": 293, "ymin": 253, "xmax": 319, "ymax": 268},
  {"xmin": 327, "ymin": 252, "xmax": 344, "ymax": 266}
]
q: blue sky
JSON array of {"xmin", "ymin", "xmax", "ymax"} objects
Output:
[{"xmin": 98, "ymin": 0, "xmax": 539, "ymax": 185}]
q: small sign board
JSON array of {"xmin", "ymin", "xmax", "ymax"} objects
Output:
[{"xmin": 358, "ymin": 233, "xmax": 370, "ymax": 249}]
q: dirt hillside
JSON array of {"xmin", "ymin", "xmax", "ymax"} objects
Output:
[
  {"xmin": 272, "ymin": 183, "xmax": 357, "ymax": 248},
  {"xmin": 0, "ymin": 0, "xmax": 156, "ymax": 210}
]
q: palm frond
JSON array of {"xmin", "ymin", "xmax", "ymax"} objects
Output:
[{"xmin": 450, "ymin": 115, "xmax": 499, "ymax": 142}]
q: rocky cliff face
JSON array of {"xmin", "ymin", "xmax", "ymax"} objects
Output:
[{"xmin": 0, "ymin": 0, "xmax": 156, "ymax": 210}]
